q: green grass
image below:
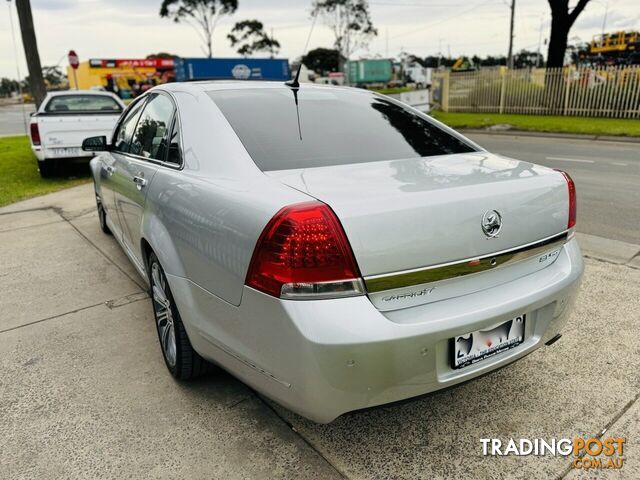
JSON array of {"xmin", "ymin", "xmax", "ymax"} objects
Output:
[
  {"xmin": 372, "ymin": 86, "xmax": 415, "ymax": 95},
  {"xmin": 0, "ymin": 136, "xmax": 90, "ymax": 207},
  {"xmin": 430, "ymin": 112, "xmax": 640, "ymax": 137}
]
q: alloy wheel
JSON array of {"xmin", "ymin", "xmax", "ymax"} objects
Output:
[{"xmin": 151, "ymin": 262, "xmax": 177, "ymax": 367}]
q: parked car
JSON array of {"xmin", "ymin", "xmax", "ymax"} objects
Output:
[
  {"xmin": 29, "ymin": 90, "xmax": 124, "ymax": 177},
  {"xmin": 403, "ymin": 62, "xmax": 432, "ymax": 89},
  {"xmin": 84, "ymin": 82, "xmax": 583, "ymax": 423}
]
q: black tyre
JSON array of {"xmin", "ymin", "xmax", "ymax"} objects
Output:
[
  {"xmin": 147, "ymin": 252, "xmax": 211, "ymax": 379},
  {"xmin": 95, "ymin": 193, "xmax": 111, "ymax": 235},
  {"xmin": 38, "ymin": 159, "xmax": 56, "ymax": 178}
]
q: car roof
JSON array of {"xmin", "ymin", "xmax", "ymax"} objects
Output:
[
  {"xmin": 46, "ymin": 90, "xmax": 119, "ymax": 97},
  {"xmin": 188, "ymin": 80, "xmax": 286, "ymax": 90},
  {"xmin": 159, "ymin": 80, "xmax": 375, "ymax": 97}
]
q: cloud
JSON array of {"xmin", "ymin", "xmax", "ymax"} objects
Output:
[
  {"xmin": 32, "ymin": 0, "xmax": 76, "ymax": 11},
  {"xmin": 2, "ymin": 0, "xmax": 640, "ymax": 79},
  {"xmin": 573, "ymin": 10, "xmax": 625, "ymax": 30}
]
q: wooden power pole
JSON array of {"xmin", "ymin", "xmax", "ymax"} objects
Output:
[
  {"xmin": 14, "ymin": 0, "xmax": 46, "ymax": 107},
  {"xmin": 507, "ymin": 0, "xmax": 516, "ymax": 69}
]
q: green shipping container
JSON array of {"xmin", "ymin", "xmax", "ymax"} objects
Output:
[{"xmin": 346, "ymin": 59, "xmax": 393, "ymax": 84}]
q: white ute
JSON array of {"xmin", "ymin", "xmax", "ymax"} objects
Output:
[{"xmin": 29, "ymin": 90, "xmax": 124, "ymax": 177}]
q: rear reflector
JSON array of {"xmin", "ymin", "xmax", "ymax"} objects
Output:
[
  {"xmin": 558, "ymin": 170, "xmax": 577, "ymax": 229},
  {"xmin": 30, "ymin": 123, "xmax": 41, "ymax": 146},
  {"xmin": 245, "ymin": 201, "xmax": 364, "ymax": 299}
]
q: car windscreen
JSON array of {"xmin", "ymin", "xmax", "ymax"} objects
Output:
[
  {"xmin": 208, "ymin": 88, "xmax": 476, "ymax": 171},
  {"xmin": 44, "ymin": 95, "xmax": 122, "ymax": 114}
]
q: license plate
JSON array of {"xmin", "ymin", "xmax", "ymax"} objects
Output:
[
  {"xmin": 452, "ymin": 314, "xmax": 526, "ymax": 369},
  {"xmin": 49, "ymin": 147, "xmax": 80, "ymax": 158}
]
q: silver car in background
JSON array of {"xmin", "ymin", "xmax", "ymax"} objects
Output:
[{"xmin": 85, "ymin": 81, "xmax": 583, "ymax": 423}]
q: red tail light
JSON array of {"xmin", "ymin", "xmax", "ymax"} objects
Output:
[
  {"xmin": 30, "ymin": 122, "xmax": 41, "ymax": 146},
  {"xmin": 246, "ymin": 201, "xmax": 364, "ymax": 299},
  {"xmin": 558, "ymin": 170, "xmax": 577, "ymax": 229}
]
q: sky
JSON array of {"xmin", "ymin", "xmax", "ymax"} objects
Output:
[{"xmin": 2, "ymin": 0, "xmax": 640, "ymax": 79}]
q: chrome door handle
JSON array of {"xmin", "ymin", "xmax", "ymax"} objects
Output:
[
  {"xmin": 105, "ymin": 165, "xmax": 115, "ymax": 176},
  {"xmin": 133, "ymin": 175, "xmax": 147, "ymax": 190}
]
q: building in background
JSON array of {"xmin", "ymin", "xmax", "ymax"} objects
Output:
[
  {"xmin": 173, "ymin": 58, "xmax": 290, "ymax": 82},
  {"xmin": 67, "ymin": 58, "xmax": 175, "ymax": 98},
  {"xmin": 67, "ymin": 57, "xmax": 291, "ymax": 97}
]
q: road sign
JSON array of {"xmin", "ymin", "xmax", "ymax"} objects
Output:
[
  {"xmin": 68, "ymin": 50, "xmax": 79, "ymax": 70},
  {"xmin": 68, "ymin": 50, "xmax": 80, "ymax": 89}
]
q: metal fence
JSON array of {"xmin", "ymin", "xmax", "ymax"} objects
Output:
[{"xmin": 432, "ymin": 66, "xmax": 640, "ymax": 118}]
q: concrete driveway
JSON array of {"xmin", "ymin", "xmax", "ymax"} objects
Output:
[{"xmin": 1, "ymin": 183, "xmax": 638, "ymax": 479}]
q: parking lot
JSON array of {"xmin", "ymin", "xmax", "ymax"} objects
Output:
[{"xmin": 0, "ymin": 181, "xmax": 638, "ymax": 479}]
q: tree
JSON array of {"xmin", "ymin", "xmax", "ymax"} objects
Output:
[
  {"xmin": 398, "ymin": 52, "xmax": 427, "ymax": 67},
  {"xmin": 160, "ymin": 0, "xmax": 238, "ymax": 58},
  {"xmin": 423, "ymin": 55, "xmax": 457, "ymax": 68},
  {"xmin": 15, "ymin": 0, "xmax": 46, "ymax": 107},
  {"xmin": 146, "ymin": 52, "xmax": 177, "ymax": 59},
  {"xmin": 546, "ymin": 0, "xmax": 591, "ymax": 68},
  {"xmin": 301, "ymin": 47, "xmax": 343, "ymax": 74},
  {"xmin": 42, "ymin": 66, "xmax": 65, "ymax": 88},
  {"xmin": 480, "ymin": 55, "xmax": 507, "ymax": 67},
  {"xmin": 227, "ymin": 20, "xmax": 280, "ymax": 57},
  {"xmin": 0, "ymin": 78, "xmax": 20, "ymax": 98},
  {"xmin": 513, "ymin": 50, "xmax": 544, "ymax": 68},
  {"xmin": 311, "ymin": 0, "xmax": 377, "ymax": 74}
]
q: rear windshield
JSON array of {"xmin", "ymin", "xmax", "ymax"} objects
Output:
[
  {"xmin": 44, "ymin": 95, "xmax": 122, "ymax": 114},
  {"xmin": 208, "ymin": 88, "xmax": 476, "ymax": 171}
]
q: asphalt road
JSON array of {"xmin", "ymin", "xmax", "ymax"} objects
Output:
[
  {"xmin": 467, "ymin": 133, "xmax": 640, "ymax": 245},
  {"xmin": 0, "ymin": 103, "xmax": 34, "ymax": 136}
]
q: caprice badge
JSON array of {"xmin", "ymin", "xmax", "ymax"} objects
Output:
[
  {"xmin": 481, "ymin": 210, "xmax": 502, "ymax": 238},
  {"xmin": 382, "ymin": 287, "xmax": 435, "ymax": 302}
]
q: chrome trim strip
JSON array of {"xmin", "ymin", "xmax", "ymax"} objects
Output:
[
  {"xmin": 280, "ymin": 278, "xmax": 366, "ymax": 300},
  {"xmin": 364, "ymin": 230, "xmax": 570, "ymax": 293}
]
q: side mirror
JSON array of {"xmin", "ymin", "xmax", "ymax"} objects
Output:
[{"xmin": 82, "ymin": 135, "xmax": 109, "ymax": 152}]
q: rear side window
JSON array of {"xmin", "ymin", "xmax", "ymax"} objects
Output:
[
  {"xmin": 113, "ymin": 99, "xmax": 146, "ymax": 153},
  {"xmin": 208, "ymin": 88, "xmax": 476, "ymax": 171},
  {"xmin": 129, "ymin": 94, "xmax": 175, "ymax": 160},
  {"xmin": 44, "ymin": 95, "xmax": 122, "ymax": 113},
  {"xmin": 166, "ymin": 117, "xmax": 182, "ymax": 166}
]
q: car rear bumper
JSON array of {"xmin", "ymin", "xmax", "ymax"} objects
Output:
[
  {"xmin": 31, "ymin": 146, "xmax": 44, "ymax": 161},
  {"xmin": 32, "ymin": 146, "xmax": 95, "ymax": 161},
  {"xmin": 171, "ymin": 238, "xmax": 583, "ymax": 423}
]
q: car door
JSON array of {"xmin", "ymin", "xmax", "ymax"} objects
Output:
[
  {"xmin": 99, "ymin": 97, "xmax": 147, "ymax": 237},
  {"xmin": 113, "ymin": 92, "xmax": 176, "ymax": 268}
]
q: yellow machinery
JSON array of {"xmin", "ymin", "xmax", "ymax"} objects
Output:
[
  {"xmin": 590, "ymin": 31, "xmax": 639, "ymax": 55},
  {"xmin": 451, "ymin": 57, "xmax": 476, "ymax": 72},
  {"xmin": 67, "ymin": 58, "xmax": 175, "ymax": 97}
]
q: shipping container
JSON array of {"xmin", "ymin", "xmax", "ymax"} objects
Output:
[
  {"xmin": 174, "ymin": 58, "xmax": 290, "ymax": 82},
  {"xmin": 346, "ymin": 59, "xmax": 393, "ymax": 84}
]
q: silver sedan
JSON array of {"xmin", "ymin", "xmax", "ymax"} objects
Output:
[{"xmin": 84, "ymin": 81, "xmax": 583, "ymax": 423}]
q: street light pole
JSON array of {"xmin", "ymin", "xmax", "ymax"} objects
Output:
[
  {"xmin": 270, "ymin": 27, "xmax": 274, "ymax": 58},
  {"xmin": 536, "ymin": 13, "xmax": 544, "ymax": 67},
  {"xmin": 507, "ymin": 0, "xmax": 516, "ymax": 69},
  {"xmin": 601, "ymin": 0, "xmax": 608, "ymax": 35}
]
